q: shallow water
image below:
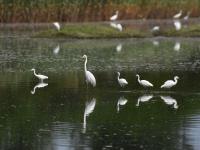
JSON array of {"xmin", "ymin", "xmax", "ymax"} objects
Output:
[{"xmin": 0, "ymin": 27, "xmax": 200, "ymax": 149}]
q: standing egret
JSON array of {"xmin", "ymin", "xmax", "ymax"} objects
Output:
[
  {"xmin": 160, "ymin": 96, "xmax": 178, "ymax": 109},
  {"xmin": 151, "ymin": 26, "xmax": 160, "ymax": 32},
  {"xmin": 173, "ymin": 10, "xmax": 182, "ymax": 19},
  {"xmin": 116, "ymin": 23, "xmax": 123, "ymax": 32},
  {"xmin": 160, "ymin": 76, "xmax": 179, "ymax": 89},
  {"xmin": 184, "ymin": 11, "xmax": 191, "ymax": 20},
  {"xmin": 174, "ymin": 20, "xmax": 182, "ymax": 31},
  {"xmin": 136, "ymin": 74, "xmax": 153, "ymax": 88},
  {"xmin": 53, "ymin": 22, "xmax": 60, "ymax": 31},
  {"xmin": 83, "ymin": 98, "xmax": 96, "ymax": 133},
  {"xmin": 136, "ymin": 94, "xmax": 153, "ymax": 107},
  {"xmin": 53, "ymin": 45, "xmax": 60, "ymax": 54},
  {"xmin": 110, "ymin": 11, "xmax": 119, "ymax": 21},
  {"xmin": 174, "ymin": 42, "xmax": 181, "ymax": 51},
  {"xmin": 117, "ymin": 97, "xmax": 128, "ymax": 112},
  {"xmin": 31, "ymin": 68, "xmax": 48, "ymax": 82},
  {"xmin": 82, "ymin": 55, "xmax": 96, "ymax": 87},
  {"xmin": 117, "ymin": 72, "xmax": 128, "ymax": 87},
  {"xmin": 31, "ymin": 82, "xmax": 48, "ymax": 94},
  {"xmin": 110, "ymin": 22, "xmax": 122, "ymax": 31},
  {"xmin": 116, "ymin": 43, "xmax": 122, "ymax": 52}
]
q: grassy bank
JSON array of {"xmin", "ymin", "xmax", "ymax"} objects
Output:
[
  {"xmin": 0, "ymin": 0, "xmax": 200, "ymax": 22},
  {"xmin": 34, "ymin": 24, "xmax": 200, "ymax": 38}
]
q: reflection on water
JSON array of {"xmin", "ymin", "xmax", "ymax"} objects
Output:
[
  {"xmin": 53, "ymin": 45, "xmax": 60, "ymax": 55},
  {"xmin": 31, "ymin": 82, "xmax": 48, "ymax": 94},
  {"xmin": 117, "ymin": 96, "xmax": 128, "ymax": 112},
  {"xmin": 160, "ymin": 96, "xmax": 178, "ymax": 109},
  {"xmin": 136, "ymin": 94, "xmax": 153, "ymax": 107}
]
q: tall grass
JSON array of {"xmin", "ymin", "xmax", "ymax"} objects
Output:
[{"xmin": 0, "ymin": 0, "xmax": 199, "ymax": 22}]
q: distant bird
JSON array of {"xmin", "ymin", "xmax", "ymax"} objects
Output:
[
  {"xmin": 53, "ymin": 45, "xmax": 60, "ymax": 54},
  {"xmin": 173, "ymin": 10, "xmax": 182, "ymax": 19},
  {"xmin": 184, "ymin": 11, "xmax": 191, "ymax": 20},
  {"xmin": 31, "ymin": 82, "xmax": 48, "ymax": 94},
  {"xmin": 82, "ymin": 55, "xmax": 96, "ymax": 87},
  {"xmin": 117, "ymin": 97, "xmax": 128, "ymax": 112},
  {"xmin": 117, "ymin": 72, "xmax": 128, "ymax": 87},
  {"xmin": 136, "ymin": 74, "xmax": 153, "ymax": 88},
  {"xmin": 110, "ymin": 11, "xmax": 119, "ymax": 21},
  {"xmin": 151, "ymin": 26, "xmax": 160, "ymax": 32},
  {"xmin": 160, "ymin": 76, "xmax": 179, "ymax": 89},
  {"xmin": 53, "ymin": 22, "xmax": 60, "ymax": 31},
  {"xmin": 116, "ymin": 23, "xmax": 123, "ymax": 31},
  {"xmin": 160, "ymin": 96, "xmax": 178, "ymax": 109},
  {"xmin": 83, "ymin": 98, "xmax": 96, "ymax": 133},
  {"xmin": 116, "ymin": 43, "xmax": 122, "ymax": 52},
  {"xmin": 31, "ymin": 68, "xmax": 48, "ymax": 82},
  {"xmin": 110, "ymin": 22, "xmax": 123, "ymax": 31},
  {"xmin": 136, "ymin": 94, "xmax": 153, "ymax": 107},
  {"xmin": 174, "ymin": 20, "xmax": 182, "ymax": 30},
  {"xmin": 174, "ymin": 42, "xmax": 181, "ymax": 51}
]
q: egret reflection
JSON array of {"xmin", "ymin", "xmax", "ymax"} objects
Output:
[
  {"xmin": 31, "ymin": 82, "xmax": 48, "ymax": 94},
  {"xmin": 160, "ymin": 96, "xmax": 178, "ymax": 109},
  {"xmin": 116, "ymin": 43, "xmax": 122, "ymax": 52},
  {"xmin": 136, "ymin": 94, "xmax": 153, "ymax": 107},
  {"xmin": 174, "ymin": 42, "xmax": 181, "ymax": 51},
  {"xmin": 117, "ymin": 97, "xmax": 128, "ymax": 112},
  {"xmin": 83, "ymin": 98, "xmax": 96, "ymax": 133},
  {"xmin": 53, "ymin": 45, "xmax": 60, "ymax": 55}
]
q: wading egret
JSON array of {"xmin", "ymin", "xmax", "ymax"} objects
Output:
[
  {"xmin": 110, "ymin": 11, "xmax": 119, "ymax": 21},
  {"xmin": 174, "ymin": 20, "xmax": 182, "ymax": 31},
  {"xmin": 82, "ymin": 55, "xmax": 96, "ymax": 87},
  {"xmin": 53, "ymin": 45, "xmax": 60, "ymax": 54},
  {"xmin": 174, "ymin": 42, "xmax": 181, "ymax": 51},
  {"xmin": 136, "ymin": 74, "xmax": 153, "ymax": 88},
  {"xmin": 173, "ymin": 10, "xmax": 182, "ymax": 19},
  {"xmin": 31, "ymin": 82, "xmax": 48, "ymax": 94},
  {"xmin": 116, "ymin": 43, "xmax": 122, "ymax": 52},
  {"xmin": 160, "ymin": 76, "xmax": 179, "ymax": 89},
  {"xmin": 184, "ymin": 11, "xmax": 191, "ymax": 20},
  {"xmin": 53, "ymin": 22, "xmax": 60, "ymax": 31},
  {"xmin": 136, "ymin": 94, "xmax": 153, "ymax": 107},
  {"xmin": 110, "ymin": 22, "xmax": 122, "ymax": 31},
  {"xmin": 31, "ymin": 68, "xmax": 48, "ymax": 82},
  {"xmin": 83, "ymin": 98, "xmax": 96, "ymax": 133},
  {"xmin": 160, "ymin": 96, "xmax": 178, "ymax": 109},
  {"xmin": 117, "ymin": 72, "xmax": 128, "ymax": 87},
  {"xmin": 117, "ymin": 97, "xmax": 128, "ymax": 112},
  {"xmin": 151, "ymin": 26, "xmax": 160, "ymax": 32}
]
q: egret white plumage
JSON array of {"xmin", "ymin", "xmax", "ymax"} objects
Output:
[
  {"xmin": 116, "ymin": 43, "xmax": 122, "ymax": 52},
  {"xmin": 83, "ymin": 98, "xmax": 96, "ymax": 132},
  {"xmin": 136, "ymin": 74, "xmax": 153, "ymax": 88},
  {"xmin": 117, "ymin": 72, "xmax": 128, "ymax": 87},
  {"xmin": 174, "ymin": 42, "xmax": 181, "ymax": 51},
  {"xmin": 31, "ymin": 82, "xmax": 48, "ymax": 94},
  {"xmin": 31, "ymin": 68, "xmax": 48, "ymax": 82},
  {"xmin": 82, "ymin": 55, "xmax": 96, "ymax": 87},
  {"xmin": 151, "ymin": 26, "xmax": 160, "ymax": 32},
  {"xmin": 117, "ymin": 97, "xmax": 128, "ymax": 112},
  {"xmin": 160, "ymin": 96, "xmax": 178, "ymax": 109},
  {"xmin": 136, "ymin": 94, "xmax": 153, "ymax": 107},
  {"xmin": 116, "ymin": 23, "xmax": 123, "ymax": 31},
  {"xmin": 110, "ymin": 11, "xmax": 119, "ymax": 21},
  {"xmin": 53, "ymin": 45, "xmax": 60, "ymax": 54},
  {"xmin": 174, "ymin": 20, "xmax": 182, "ymax": 31},
  {"xmin": 110, "ymin": 22, "xmax": 122, "ymax": 31},
  {"xmin": 152, "ymin": 40, "xmax": 159, "ymax": 46},
  {"xmin": 173, "ymin": 10, "xmax": 182, "ymax": 19},
  {"xmin": 53, "ymin": 22, "xmax": 60, "ymax": 31},
  {"xmin": 160, "ymin": 76, "xmax": 179, "ymax": 89},
  {"xmin": 184, "ymin": 11, "xmax": 191, "ymax": 20}
]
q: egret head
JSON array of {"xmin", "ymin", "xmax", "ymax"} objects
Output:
[
  {"xmin": 136, "ymin": 74, "xmax": 139, "ymax": 77},
  {"xmin": 117, "ymin": 72, "xmax": 120, "ymax": 76},
  {"xmin": 82, "ymin": 55, "xmax": 87, "ymax": 59},
  {"xmin": 174, "ymin": 76, "xmax": 179, "ymax": 80},
  {"xmin": 31, "ymin": 68, "xmax": 35, "ymax": 71}
]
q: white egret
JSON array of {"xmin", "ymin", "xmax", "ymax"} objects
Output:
[
  {"xmin": 151, "ymin": 26, "xmax": 160, "ymax": 32},
  {"xmin": 31, "ymin": 82, "xmax": 48, "ymax": 94},
  {"xmin": 53, "ymin": 22, "xmax": 60, "ymax": 31},
  {"xmin": 160, "ymin": 96, "xmax": 178, "ymax": 109},
  {"xmin": 110, "ymin": 22, "xmax": 122, "ymax": 31},
  {"xmin": 110, "ymin": 22, "xmax": 117, "ymax": 28},
  {"xmin": 136, "ymin": 74, "xmax": 153, "ymax": 88},
  {"xmin": 173, "ymin": 10, "xmax": 182, "ymax": 19},
  {"xmin": 53, "ymin": 45, "xmax": 60, "ymax": 54},
  {"xmin": 117, "ymin": 72, "xmax": 128, "ymax": 87},
  {"xmin": 116, "ymin": 43, "xmax": 122, "ymax": 52},
  {"xmin": 184, "ymin": 11, "xmax": 191, "ymax": 20},
  {"xmin": 82, "ymin": 55, "xmax": 96, "ymax": 87},
  {"xmin": 117, "ymin": 97, "xmax": 128, "ymax": 112},
  {"xmin": 31, "ymin": 68, "xmax": 48, "ymax": 82},
  {"xmin": 136, "ymin": 94, "xmax": 153, "ymax": 107},
  {"xmin": 110, "ymin": 11, "xmax": 119, "ymax": 21},
  {"xmin": 174, "ymin": 42, "xmax": 181, "ymax": 51},
  {"xmin": 83, "ymin": 98, "xmax": 96, "ymax": 133},
  {"xmin": 160, "ymin": 76, "xmax": 179, "ymax": 89},
  {"xmin": 116, "ymin": 23, "xmax": 122, "ymax": 31},
  {"xmin": 174, "ymin": 20, "xmax": 182, "ymax": 31}
]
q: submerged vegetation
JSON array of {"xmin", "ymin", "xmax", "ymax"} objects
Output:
[
  {"xmin": 35, "ymin": 24, "xmax": 200, "ymax": 38},
  {"xmin": 0, "ymin": 0, "xmax": 200, "ymax": 22}
]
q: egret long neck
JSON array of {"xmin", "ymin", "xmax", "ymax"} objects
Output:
[
  {"xmin": 137, "ymin": 76, "xmax": 140, "ymax": 83},
  {"xmin": 84, "ymin": 57, "xmax": 87, "ymax": 73},
  {"xmin": 33, "ymin": 70, "xmax": 37, "ymax": 76},
  {"xmin": 174, "ymin": 78, "xmax": 178, "ymax": 84}
]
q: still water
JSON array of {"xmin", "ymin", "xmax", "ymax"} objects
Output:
[{"xmin": 0, "ymin": 28, "xmax": 200, "ymax": 149}]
